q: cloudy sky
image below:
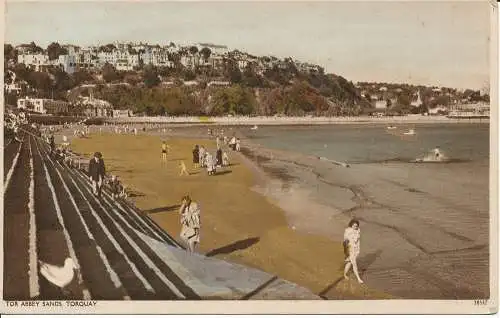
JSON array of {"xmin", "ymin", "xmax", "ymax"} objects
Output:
[{"xmin": 5, "ymin": 1, "xmax": 493, "ymax": 90}]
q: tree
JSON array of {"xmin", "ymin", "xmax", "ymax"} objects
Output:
[
  {"xmin": 143, "ymin": 65, "xmax": 160, "ymax": 88},
  {"xmin": 12, "ymin": 63, "xmax": 31, "ymax": 82},
  {"xmin": 27, "ymin": 71, "xmax": 52, "ymax": 92},
  {"xmin": 200, "ymin": 47, "xmax": 211, "ymax": 61},
  {"xmin": 189, "ymin": 46, "xmax": 199, "ymax": 55},
  {"xmin": 102, "ymin": 63, "xmax": 120, "ymax": 83},
  {"xmin": 72, "ymin": 70, "xmax": 93, "ymax": 86},
  {"xmin": 47, "ymin": 42, "xmax": 68, "ymax": 60},
  {"xmin": 99, "ymin": 44, "xmax": 116, "ymax": 53},
  {"xmin": 27, "ymin": 41, "xmax": 44, "ymax": 54},
  {"xmin": 4, "ymin": 44, "xmax": 17, "ymax": 62},
  {"xmin": 210, "ymin": 85, "xmax": 256, "ymax": 115}
]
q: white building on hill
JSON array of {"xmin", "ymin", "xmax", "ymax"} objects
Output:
[{"xmin": 17, "ymin": 54, "xmax": 51, "ymax": 72}]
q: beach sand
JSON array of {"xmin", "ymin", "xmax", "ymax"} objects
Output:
[
  {"xmin": 68, "ymin": 123, "xmax": 489, "ymax": 299},
  {"xmin": 69, "ymin": 129, "xmax": 391, "ymax": 299}
]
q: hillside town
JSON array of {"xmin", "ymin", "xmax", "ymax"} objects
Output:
[{"xmin": 4, "ymin": 41, "xmax": 490, "ymax": 119}]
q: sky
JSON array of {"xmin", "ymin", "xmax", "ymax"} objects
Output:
[{"xmin": 4, "ymin": 1, "xmax": 493, "ymax": 90}]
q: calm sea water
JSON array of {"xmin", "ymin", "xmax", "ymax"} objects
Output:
[{"xmin": 241, "ymin": 123, "xmax": 490, "ymax": 164}]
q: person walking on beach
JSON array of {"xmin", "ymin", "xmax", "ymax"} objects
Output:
[
  {"xmin": 216, "ymin": 147, "xmax": 223, "ymax": 167},
  {"xmin": 343, "ymin": 219, "xmax": 364, "ymax": 284},
  {"xmin": 192, "ymin": 145, "xmax": 200, "ymax": 168},
  {"xmin": 179, "ymin": 195, "xmax": 201, "ymax": 253},
  {"xmin": 88, "ymin": 152, "xmax": 106, "ymax": 198},
  {"xmin": 179, "ymin": 160, "xmax": 189, "ymax": 176}
]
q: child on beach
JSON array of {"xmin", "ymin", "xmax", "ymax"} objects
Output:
[
  {"xmin": 161, "ymin": 141, "xmax": 170, "ymax": 163},
  {"xmin": 179, "ymin": 160, "xmax": 189, "ymax": 176}
]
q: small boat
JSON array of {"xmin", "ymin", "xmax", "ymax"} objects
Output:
[
  {"xmin": 250, "ymin": 125, "xmax": 258, "ymax": 130},
  {"xmin": 403, "ymin": 129, "xmax": 416, "ymax": 135},
  {"xmin": 386, "ymin": 125, "xmax": 397, "ymax": 130}
]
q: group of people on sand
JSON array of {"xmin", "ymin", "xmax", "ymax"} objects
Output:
[
  {"xmin": 192, "ymin": 144, "xmax": 231, "ymax": 176},
  {"xmin": 87, "ymin": 151, "xmax": 126, "ymax": 200}
]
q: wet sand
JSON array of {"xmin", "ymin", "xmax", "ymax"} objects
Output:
[{"xmin": 239, "ymin": 136, "xmax": 489, "ymax": 299}]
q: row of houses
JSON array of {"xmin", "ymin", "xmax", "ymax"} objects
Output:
[{"xmin": 14, "ymin": 41, "xmax": 323, "ymax": 76}]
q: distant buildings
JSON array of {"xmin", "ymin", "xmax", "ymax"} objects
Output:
[
  {"xmin": 17, "ymin": 97, "xmax": 70, "ymax": 114},
  {"xmin": 77, "ymin": 95, "xmax": 113, "ymax": 117},
  {"xmin": 17, "ymin": 53, "xmax": 77, "ymax": 73}
]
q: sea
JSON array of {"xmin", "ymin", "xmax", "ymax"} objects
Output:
[{"xmin": 241, "ymin": 123, "xmax": 490, "ymax": 165}]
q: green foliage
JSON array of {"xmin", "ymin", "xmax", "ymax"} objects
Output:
[
  {"xmin": 143, "ymin": 65, "xmax": 160, "ymax": 88},
  {"xmin": 200, "ymin": 47, "xmax": 211, "ymax": 60},
  {"xmin": 94, "ymin": 85, "xmax": 202, "ymax": 116},
  {"xmin": 210, "ymin": 85, "xmax": 256, "ymax": 116},
  {"xmin": 72, "ymin": 70, "xmax": 93, "ymax": 86},
  {"xmin": 47, "ymin": 42, "xmax": 68, "ymax": 60},
  {"xmin": 189, "ymin": 46, "xmax": 199, "ymax": 55},
  {"xmin": 4, "ymin": 44, "xmax": 17, "ymax": 62},
  {"xmin": 27, "ymin": 42, "xmax": 44, "ymax": 54},
  {"xmin": 99, "ymin": 44, "xmax": 117, "ymax": 53},
  {"xmin": 102, "ymin": 63, "xmax": 121, "ymax": 83},
  {"xmin": 27, "ymin": 71, "xmax": 52, "ymax": 92}
]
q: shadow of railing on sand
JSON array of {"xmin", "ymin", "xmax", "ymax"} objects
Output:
[
  {"xmin": 205, "ymin": 237, "xmax": 260, "ymax": 257},
  {"xmin": 143, "ymin": 204, "xmax": 181, "ymax": 214}
]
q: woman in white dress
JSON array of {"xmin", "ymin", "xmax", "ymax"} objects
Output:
[
  {"xmin": 343, "ymin": 219, "xmax": 364, "ymax": 283},
  {"xmin": 199, "ymin": 146, "xmax": 206, "ymax": 168},
  {"xmin": 179, "ymin": 195, "xmax": 201, "ymax": 253}
]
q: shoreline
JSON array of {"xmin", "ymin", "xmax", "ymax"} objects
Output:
[{"xmin": 104, "ymin": 115, "xmax": 489, "ymax": 126}]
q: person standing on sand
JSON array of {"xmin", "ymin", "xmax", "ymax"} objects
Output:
[
  {"xmin": 216, "ymin": 147, "xmax": 223, "ymax": 167},
  {"xmin": 433, "ymin": 146, "xmax": 442, "ymax": 160},
  {"xmin": 161, "ymin": 141, "xmax": 169, "ymax": 164},
  {"xmin": 222, "ymin": 151, "xmax": 230, "ymax": 167},
  {"xmin": 343, "ymin": 219, "xmax": 364, "ymax": 284},
  {"xmin": 192, "ymin": 145, "xmax": 200, "ymax": 168},
  {"xmin": 88, "ymin": 152, "xmax": 106, "ymax": 198},
  {"xmin": 236, "ymin": 138, "xmax": 241, "ymax": 152},
  {"xmin": 179, "ymin": 195, "xmax": 201, "ymax": 252},
  {"xmin": 206, "ymin": 152, "xmax": 215, "ymax": 175},
  {"xmin": 199, "ymin": 146, "xmax": 206, "ymax": 168}
]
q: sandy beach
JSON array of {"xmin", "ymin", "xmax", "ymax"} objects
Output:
[
  {"xmin": 67, "ymin": 123, "xmax": 489, "ymax": 299},
  {"xmin": 68, "ymin": 126, "xmax": 390, "ymax": 299}
]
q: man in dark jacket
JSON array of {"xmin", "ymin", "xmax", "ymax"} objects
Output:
[{"xmin": 88, "ymin": 152, "xmax": 106, "ymax": 198}]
